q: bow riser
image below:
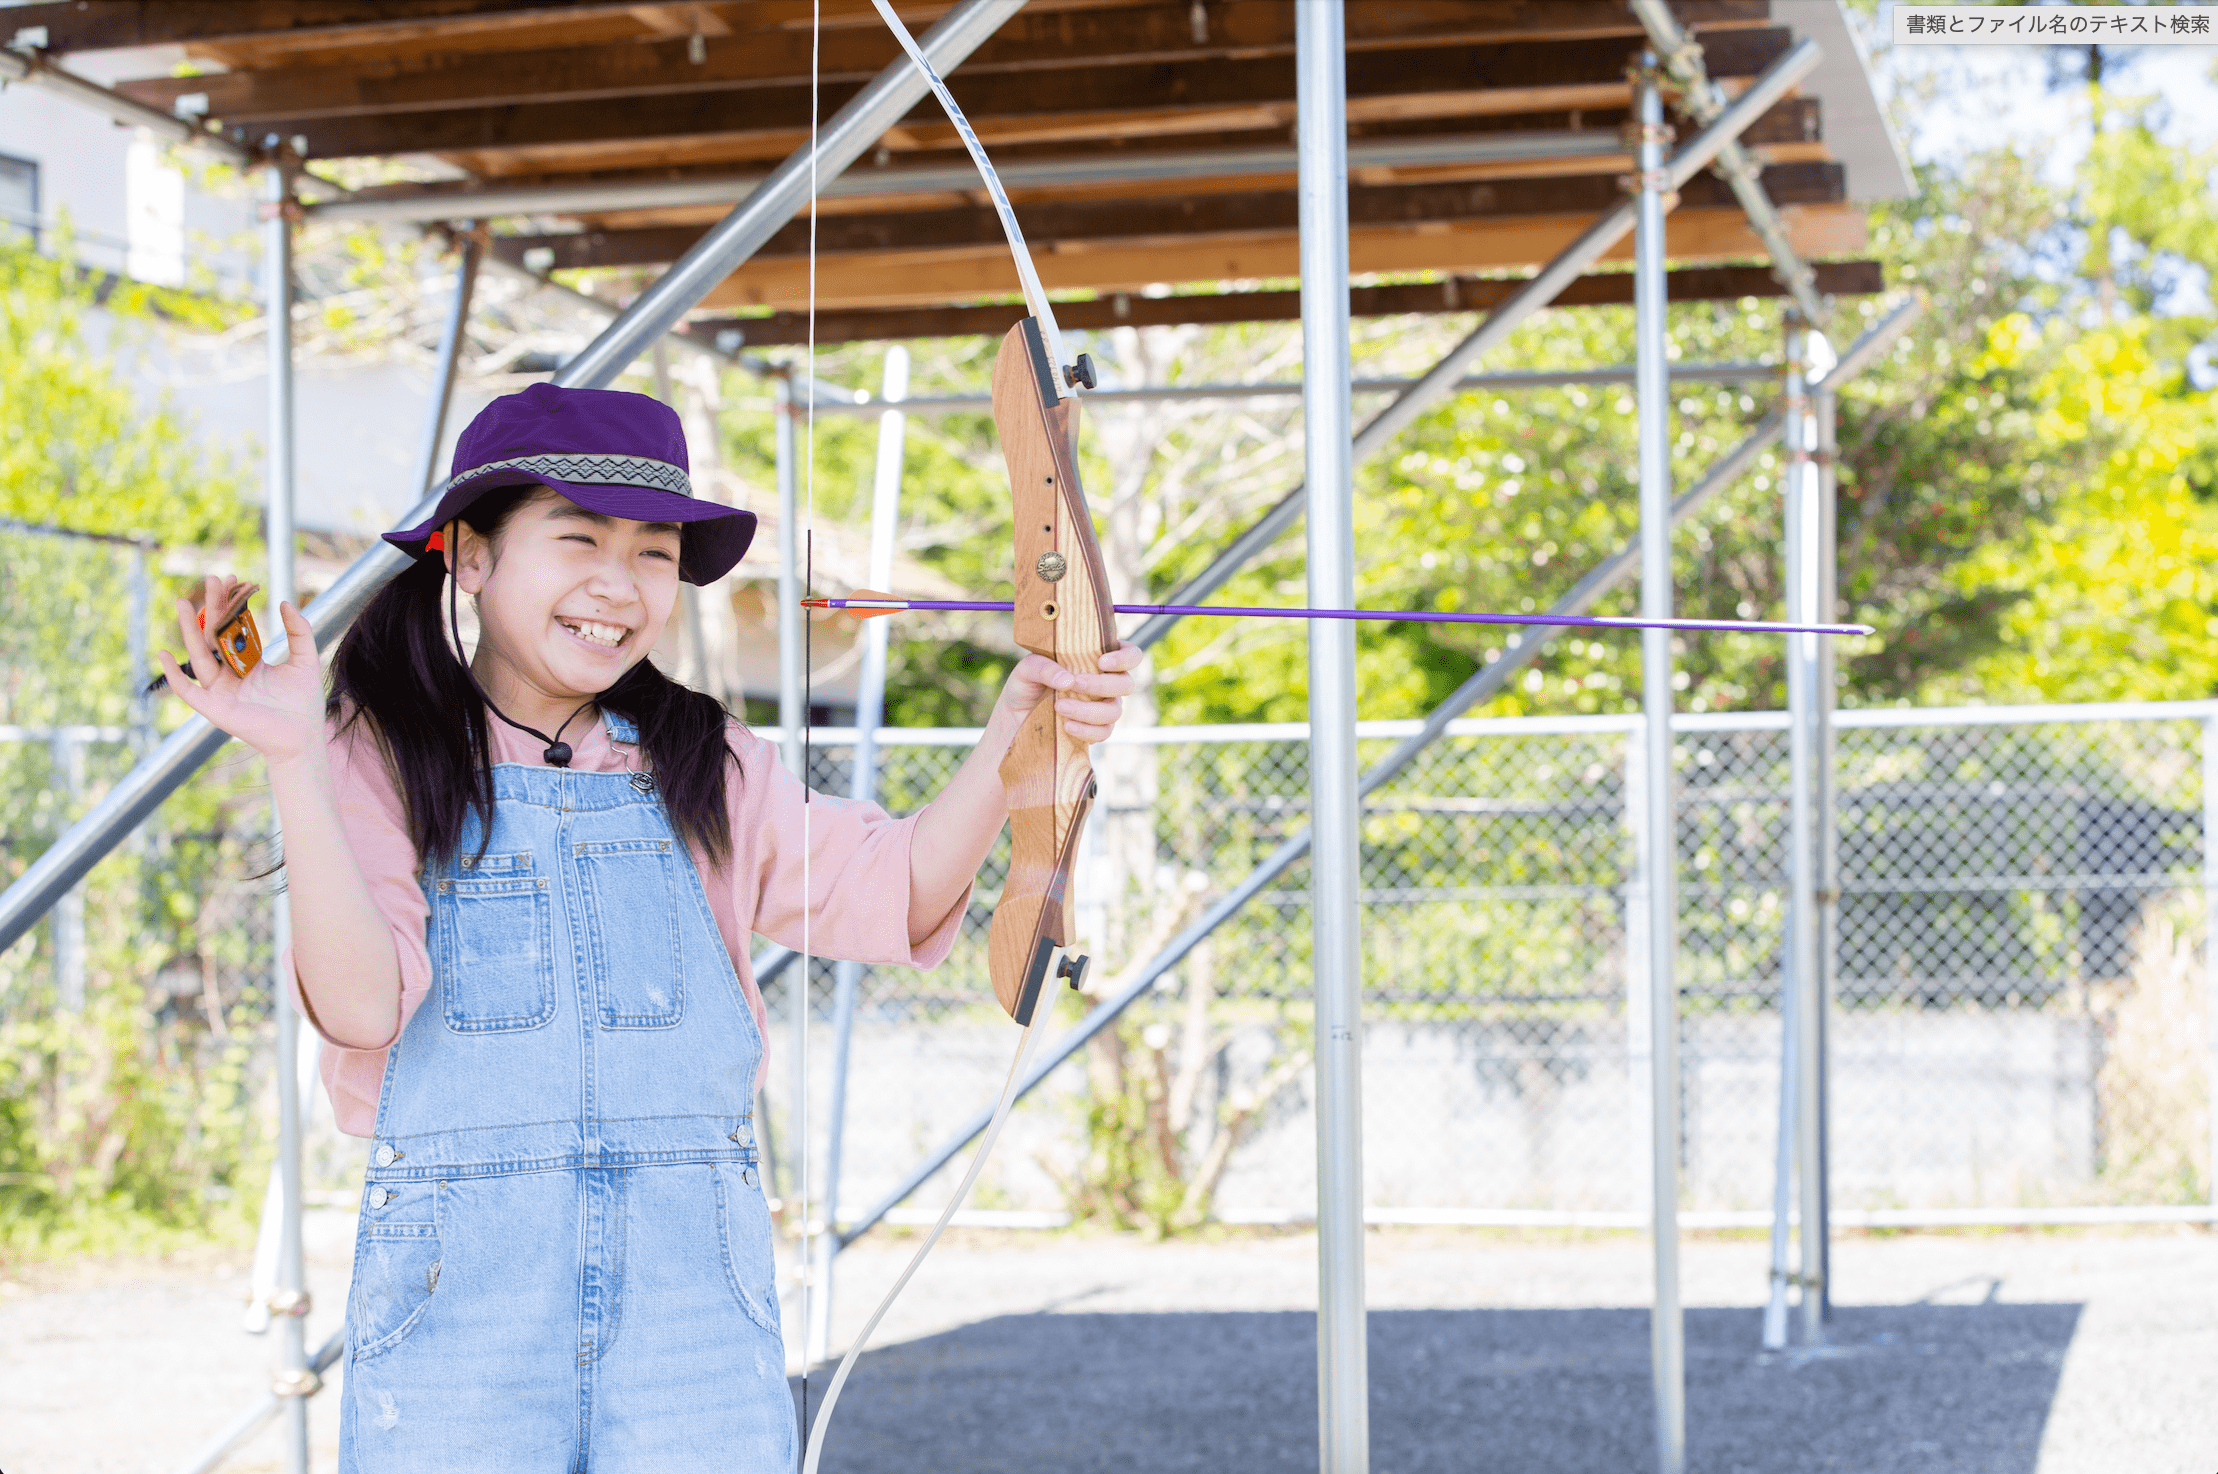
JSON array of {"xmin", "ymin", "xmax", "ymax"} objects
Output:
[
  {"xmin": 1002, "ymin": 319, "xmax": 1114, "ymax": 659},
  {"xmin": 987, "ymin": 316, "xmax": 1113, "ymax": 1023}
]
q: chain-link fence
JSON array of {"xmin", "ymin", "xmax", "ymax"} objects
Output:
[
  {"xmin": 1, "ymin": 523, "xmax": 303, "ymax": 1243},
  {"xmin": 9, "ymin": 685, "xmax": 2210, "ymax": 1234},
  {"xmin": 775, "ymin": 704, "xmax": 2217, "ymax": 1232}
]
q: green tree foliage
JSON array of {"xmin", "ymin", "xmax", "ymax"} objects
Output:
[
  {"xmin": 0, "ymin": 236, "xmax": 271, "ymax": 1262},
  {"xmin": 1112, "ymin": 147, "xmax": 2105, "ymax": 721},
  {"xmin": 1916, "ymin": 97, "xmax": 2218, "ymax": 704},
  {"xmin": 2, "ymin": 239, "xmax": 257, "ymax": 716}
]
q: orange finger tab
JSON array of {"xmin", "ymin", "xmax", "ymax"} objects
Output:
[{"xmin": 211, "ymin": 606, "xmax": 263, "ymax": 678}]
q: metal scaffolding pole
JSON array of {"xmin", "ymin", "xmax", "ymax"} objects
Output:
[
  {"xmin": 1759, "ymin": 856, "xmax": 1806, "ymax": 1346},
  {"xmin": 1124, "ymin": 34, "xmax": 1819, "ymax": 652},
  {"xmin": 1786, "ymin": 314, "xmax": 1829, "ymax": 1344},
  {"xmin": 1632, "ymin": 57, "xmax": 1686, "ymax": 1474},
  {"xmin": 0, "ymin": 44, "xmax": 256, "ymax": 168},
  {"xmin": 0, "ymin": 0, "xmax": 1027, "ymax": 957},
  {"xmin": 46, "ymin": 728, "xmax": 85, "ymax": 1011},
  {"xmin": 1766, "ymin": 318, "xmax": 1815, "ymax": 1348},
  {"xmin": 797, "ymin": 362, "xmax": 1781, "ymax": 416},
  {"xmin": 1812, "ymin": 367, "xmax": 1841, "ymax": 1323},
  {"xmin": 170, "ymin": 1330, "xmax": 345, "ymax": 1474},
  {"xmin": 812, "ymin": 346, "xmax": 910, "ymax": 1367},
  {"xmin": 414, "ymin": 233, "xmax": 482, "ymax": 497},
  {"xmin": 1630, "ymin": 0, "xmax": 1827, "ymax": 325},
  {"xmin": 774, "ymin": 367, "xmax": 810, "ymax": 1283},
  {"xmin": 1296, "ymin": 5, "xmax": 1367, "ymax": 1470},
  {"xmin": 650, "ymin": 343, "xmax": 715, "ymax": 692},
  {"xmin": 128, "ymin": 546, "xmax": 153, "ymax": 761},
  {"xmin": 260, "ymin": 158, "xmax": 312, "ymax": 1473},
  {"xmin": 823, "ymin": 295, "xmax": 1924, "ymax": 1258},
  {"xmin": 240, "ymin": 226, "xmax": 487, "ymax": 1356}
]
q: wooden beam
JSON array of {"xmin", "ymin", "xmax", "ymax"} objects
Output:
[
  {"xmin": 626, "ymin": 5, "xmax": 733, "ymax": 39},
  {"xmin": 394, "ymin": 81, "xmax": 1819, "ymax": 180},
  {"xmin": 198, "ymin": 3, "xmax": 1242, "ymax": 70},
  {"xmin": 110, "ymin": 1, "xmax": 1771, "ymax": 123},
  {"xmin": 38, "ymin": 0, "xmax": 1766, "ymax": 55},
  {"xmin": 248, "ymin": 27, "xmax": 1794, "ymax": 160},
  {"xmin": 681, "ymin": 202, "xmax": 1871, "ymax": 310},
  {"xmin": 328, "ymin": 98, "xmax": 1823, "ymax": 219},
  {"xmin": 119, "ymin": 30, "xmax": 863, "ymax": 123},
  {"xmin": 491, "ymin": 163, "xmax": 1846, "ymax": 271},
  {"xmin": 691, "ymin": 260, "xmax": 1889, "ymax": 345},
  {"xmin": 12, "ymin": 1, "xmax": 654, "ymax": 53}
]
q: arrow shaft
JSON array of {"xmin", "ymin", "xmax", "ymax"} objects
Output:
[{"xmin": 800, "ymin": 596, "xmax": 1870, "ymax": 637}]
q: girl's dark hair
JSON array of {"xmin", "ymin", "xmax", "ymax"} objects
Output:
[{"xmin": 329, "ymin": 487, "xmax": 736, "ymax": 867}]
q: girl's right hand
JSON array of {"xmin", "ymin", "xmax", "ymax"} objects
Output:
[{"xmin": 157, "ymin": 575, "xmax": 327, "ymax": 770}]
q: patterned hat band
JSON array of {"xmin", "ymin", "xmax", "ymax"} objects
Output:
[
  {"xmin": 389, "ymin": 383, "xmax": 754, "ymax": 584},
  {"xmin": 449, "ymin": 452, "xmax": 692, "ymax": 498}
]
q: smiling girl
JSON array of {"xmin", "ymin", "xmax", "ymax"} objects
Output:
[{"xmin": 159, "ymin": 383, "xmax": 1138, "ymax": 1472}]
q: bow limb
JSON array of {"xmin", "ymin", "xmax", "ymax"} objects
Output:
[
  {"xmin": 798, "ymin": 1011, "xmax": 1052, "ymax": 1474},
  {"xmin": 865, "ymin": 0, "xmax": 1075, "ymax": 381}
]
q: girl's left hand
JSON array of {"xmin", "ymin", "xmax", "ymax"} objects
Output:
[
  {"xmin": 996, "ymin": 641, "xmax": 1143, "ymax": 744},
  {"xmin": 157, "ymin": 576, "xmax": 327, "ymax": 769}
]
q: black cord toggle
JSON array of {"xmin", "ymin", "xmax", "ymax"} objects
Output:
[{"xmin": 443, "ymin": 522, "xmax": 597, "ymax": 770}]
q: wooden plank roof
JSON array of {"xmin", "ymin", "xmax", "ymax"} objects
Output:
[{"xmin": 23, "ymin": 0, "xmax": 1888, "ymax": 327}]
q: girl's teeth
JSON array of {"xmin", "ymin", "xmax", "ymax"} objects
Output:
[{"xmin": 563, "ymin": 620, "xmax": 626, "ymax": 648}]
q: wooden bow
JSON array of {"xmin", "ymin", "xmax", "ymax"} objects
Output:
[
  {"xmin": 833, "ymin": 320, "xmax": 1115, "ymax": 1021},
  {"xmin": 798, "ymin": 11, "xmax": 1114, "ymax": 1473},
  {"xmin": 985, "ymin": 316, "xmax": 1113, "ymax": 1024}
]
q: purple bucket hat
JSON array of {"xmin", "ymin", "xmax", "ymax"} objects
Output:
[{"xmin": 384, "ymin": 382, "xmax": 755, "ymax": 585}]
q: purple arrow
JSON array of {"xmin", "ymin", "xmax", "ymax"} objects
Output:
[{"xmin": 801, "ymin": 595, "xmax": 1871, "ymax": 638}]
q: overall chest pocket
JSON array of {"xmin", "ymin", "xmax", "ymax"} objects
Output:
[
  {"xmin": 575, "ymin": 838, "xmax": 684, "ymax": 1028},
  {"xmin": 432, "ymin": 855, "xmax": 555, "ymax": 1033}
]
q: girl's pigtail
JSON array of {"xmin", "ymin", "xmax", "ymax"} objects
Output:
[{"xmin": 603, "ymin": 660, "xmax": 738, "ymax": 869}]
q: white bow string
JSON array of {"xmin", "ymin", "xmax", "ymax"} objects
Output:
[{"xmin": 797, "ymin": 7, "xmax": 1079, "ymax": 1473}]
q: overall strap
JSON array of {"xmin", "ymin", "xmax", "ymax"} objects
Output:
[{"xmin": 601, "ymin": 709, "xmax": 642, "ymax": 747}]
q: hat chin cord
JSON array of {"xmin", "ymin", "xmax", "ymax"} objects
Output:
[{"xmin": 446, "ymin": 532, "xmax": 598, "ymax": 767}]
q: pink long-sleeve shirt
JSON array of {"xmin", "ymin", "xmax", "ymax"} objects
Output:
[{"xmin": 283, "ymin": 706, "xmax": 968, "ymax": 1137}]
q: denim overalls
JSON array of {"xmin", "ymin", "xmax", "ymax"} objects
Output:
[{"xmin": 340, "ymin": 713, "xmax": 792, "ymax": 1473}]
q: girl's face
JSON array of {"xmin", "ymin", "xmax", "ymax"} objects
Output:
[{"xmin": 454, "ymin": 488, "xmax": 684, "ymax": 704}]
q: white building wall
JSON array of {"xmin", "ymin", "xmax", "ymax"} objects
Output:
[{"xmin": 0, "ymin": 44, "xmax": 506, "ymax": 539}]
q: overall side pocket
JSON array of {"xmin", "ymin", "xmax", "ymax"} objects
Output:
[
  {"xmin": 350, "ymin": 1180, "xmax": 443, "ymax": 1362},
  {"xmin": 712, "ymin": 1160, "xmax": 781, "ymax": 1337},
  {"xmin": 432, "ymin": 860, "xmax": 556, "ymax": 1033}
]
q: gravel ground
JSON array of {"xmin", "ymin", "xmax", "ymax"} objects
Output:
[{"xmin": 2, "ymin": 1212, "xmax": 2211, "ymax": 1472}]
